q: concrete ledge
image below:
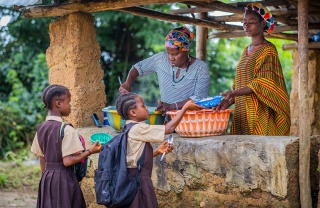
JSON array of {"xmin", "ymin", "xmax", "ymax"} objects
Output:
[{"xmin": 78, "ymin": 126, "xmax": 320, "ymax": 207}]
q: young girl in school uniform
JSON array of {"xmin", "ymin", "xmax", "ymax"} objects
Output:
[
  {"xmin": 115, "ymin": 92, "xmax": 203, "ymax": 208},
  {"xmin": 30, "ymin": 84, "xmax": 102, "ymax": 208}
]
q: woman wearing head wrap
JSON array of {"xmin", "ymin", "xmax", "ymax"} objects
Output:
[
  {"xmin": 119, "ymin": 26, "xmax": 210, "ymax": 112},
  {"xmin": 216, "ymin": 3, "xmax": 291, "ymax": 136}
]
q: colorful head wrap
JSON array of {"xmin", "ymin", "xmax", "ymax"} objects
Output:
[
  {"xmin": 245, "ymin": 3, "xmax": 274, "ymax": 33},
  {"xmin": 165, "ymin": 26, "xmax": 194, "ymax": 51}
]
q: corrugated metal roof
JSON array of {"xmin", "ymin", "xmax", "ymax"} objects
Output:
[{"xmin": 0, "ymin": 0, "xmax": 42, "ymax": 7}]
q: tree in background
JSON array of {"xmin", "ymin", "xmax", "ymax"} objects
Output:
[{"xmin": 0, "ymin": 7, "xmax": 51, "ymax": 157}]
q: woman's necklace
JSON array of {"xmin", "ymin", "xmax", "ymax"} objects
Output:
[{"xmin": 172, "ymin": 57, "xmax": 191, "ymax": 86}]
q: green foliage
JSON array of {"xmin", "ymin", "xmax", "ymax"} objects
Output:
[
  {"xmin": 0, "ymin": 7, "xmax": 49, "ymax": 158},
  {"xmin": 206, "ymin": 37, "xmax": 251, "ymax": 95},
  {"xmin": 0, "ymin": 161, "xmax": 41, "ymax": 191}
]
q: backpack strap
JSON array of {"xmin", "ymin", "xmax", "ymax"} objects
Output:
[
  {"xmin": 60, "ymin": 122, "xmax": 74, "ymax": 140},
  {"xmin": 122, "ymin": 122, "xmax": 146, "ymax": 208},
  {"xmin": 60, "ymin": 122, "xmax": 67, "ymax": 140}
]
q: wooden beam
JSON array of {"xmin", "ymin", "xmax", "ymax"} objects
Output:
[
  {"xmin": 169, "ymin": 7, "xmax": 212, "ymax": 15},
  {"xmin": 118, "ymin": 7, "xmax": 243, "ymax": 31},
  {"xmin": 298, "ymin": 0, "xmax": 312, "ymax": 207},
  {"xmin": 266, "ymin": 33, "xmax": 297, "ymax": 41},
  {"xmin": 210, "ymin": 23, "xmax": 320, "ymax": 39},
  {"xmin": 207, "ymin": 14, "xmax": 297, "ymax": 25},
  {"xmin": 184, "ymin": 1, "xmax": 244, "ymax": 14},
  {"xmin": 196, "ymin": 12, "xmax": 208, "ymax": 61},
  {"xmin": 237, "ymin": 0, "xmax": 290, "ymax": 7},
  {"xmin": 282, "ymin": 42, "xmax": 320, "ymax": 50},
  {"xmin": 209, "ymin": 30, "xmax": 297, "ymax": 41},
  {"xmin": 21, "ymin": 0, "xmax": 208, "ymax": 18},
  {"xmin": 207, "ymin": 14, "xmax": 243, "ymax": 22}
]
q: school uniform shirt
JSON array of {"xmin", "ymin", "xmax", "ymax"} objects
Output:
[
  {"xmin": 126, "ymin": 120, "xmax": 165, "ymax": 168},
  {"xmin": 30, "ymin": 116, "xmax": 84, "ymax": 158}
]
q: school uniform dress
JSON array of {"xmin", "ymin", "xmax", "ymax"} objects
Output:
[
  {"xmin": 125, "ymin": 120, "xmax": 165, "ymax": 208},
  {"xmin": 30, "ymin": 116, "xmax": 86, "ymax": 208}
]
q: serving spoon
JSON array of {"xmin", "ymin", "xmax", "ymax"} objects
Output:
[{"xmin": 160, "ymin": 134, "xmax": 173, "ymax": 161}]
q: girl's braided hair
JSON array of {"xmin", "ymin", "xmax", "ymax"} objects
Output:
[
  {"xmin": 116, "ymin": 92, "xmax": 138, "ymax": 120},
  {"xmin": 41, "ymin": 84, "xmax": 69, "ymax": 110}
]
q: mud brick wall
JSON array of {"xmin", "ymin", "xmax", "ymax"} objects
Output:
[{"xmin": 46, "ymin": 12, "xmax": 106, "ymax": 127}]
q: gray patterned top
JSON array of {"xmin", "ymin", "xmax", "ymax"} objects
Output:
[{"xmin": 133, "ymin": 51, "xmax": 210, "ymax": 104}]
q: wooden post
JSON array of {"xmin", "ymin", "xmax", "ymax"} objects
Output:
[
  {"xmin": 298, "ymin": 0, "xmax": 311, "ymax": 207},
  {"xmin": 196, "ymin": 12, "xmax": 208, "ymax": 61}
]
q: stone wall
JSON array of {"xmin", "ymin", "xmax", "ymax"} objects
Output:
[
  {"xmin": 290, "ymin": 50, "xmax": 320, "ymax": 136},
  {"xmin": 46, "ymin": 12, "xmax": 106, "ymax": 127},
  {"xmin": 78, "ymin": 126, "xmax": 320, "ymax": 208}
]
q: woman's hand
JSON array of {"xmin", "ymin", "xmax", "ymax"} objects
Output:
[
  {"xmin": 156, "ymin": 100, "xmax": 175, "ymax": 114},
  {"xmin": 153, "ymin": 141, "xmax": 174, "ymax": 157},
  {"xmin": 216, "ymin": 90, "xmax": 234, "ymax": 110},
  {"xmin": 215, "ymin": 99, "xmax": 231, "ymax": 110},
  {"xmin": 220, "ymin": 90, "xmax": 233, "ymax": 101},
  {"xmin": 119, "ymin": 82, "xmax": 131, "ymax": 94}
]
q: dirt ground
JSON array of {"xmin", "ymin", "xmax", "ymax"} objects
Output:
[{"xmin": 0, "ymin": 190, "xmax": 37, "ymax": 208}]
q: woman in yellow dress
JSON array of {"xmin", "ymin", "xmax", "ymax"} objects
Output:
[{"xmin": 217, "ymin": 3, "xmax": 290, "ymax": 136}]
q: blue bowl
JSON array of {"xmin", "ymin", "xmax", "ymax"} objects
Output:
[{"xmin": 195, "ymin": 96, "xmax": 223, "ymax": 108}]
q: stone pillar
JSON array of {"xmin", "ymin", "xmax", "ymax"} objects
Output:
[
  {"xmin": 46, "ymin": 12, "xmax": 106, "ymax": 127},
  {"xmin": 290, "ymin": 50, "xmax": 320, "ymax": 136}
]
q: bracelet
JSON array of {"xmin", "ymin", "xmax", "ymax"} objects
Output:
[
  {"xmin": 86, "ymin": 149, "xmax": 92, "ymax": 156},
  {"xmin": 174, "ymin": 102, "xmax": 178, "ymax": 110}
]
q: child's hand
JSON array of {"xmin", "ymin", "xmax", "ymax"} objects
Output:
[
  {"xmin": 156, "ymin": 141, "xmax": 174, "ymax": 155},
  {"xmin": 89, "ymin": 141, "xmax": 102, "ymax": 154},
  {"xmin": 182, "ymin": 100, "xmax": 204, "ymax": 111}
]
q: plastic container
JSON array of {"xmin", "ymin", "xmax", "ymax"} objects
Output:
[
  {"xmin": 102, "ymin": 110, "xmax": 110, "ymax": 126},
  {"xmin": 90, "ymin": 132, "xmax": 112, "ymax": 145},
  {"xmin": 166, "ymin": 109, "xmax": 233, "ymax": 137},
  {"xmin": 102, "ymin": 106, "xmax": 165, "ymax": 132},
  {"xmin": 194, "ymin": 96, "xmax": 223, "ymax": 108},
  {"xmin": 312, "ymin": 32, "xmax": 320, "ymax": 42}
]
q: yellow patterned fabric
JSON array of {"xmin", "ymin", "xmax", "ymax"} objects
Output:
[{"xmin": 231, "ymin": 43, "xmax": 290, "ymax": 135}]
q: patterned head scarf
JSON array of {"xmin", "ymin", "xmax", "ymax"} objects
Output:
[
  {"xmin": 245, "ymin": 3, "xmax": 274, "ymax": 33},
  {"xmin": 165, "ymin": 26, "xmax": 194, "ymax": 51}
]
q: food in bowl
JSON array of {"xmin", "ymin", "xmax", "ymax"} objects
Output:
[
  {"xmin": 102, "ymin": 106, "xmax": 165, "ymax": 132},
  {"xmin": 194, "ymin": 96, "xmax": 223, "ymax": 108},
  {"xmin": 166, "ymin": 109, "xmax": 233, "ymax": 137}
]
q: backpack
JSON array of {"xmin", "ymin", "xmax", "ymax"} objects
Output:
[
  {"xmin": 94, "ymin": 122, "xmax": 146, "ymax": 208},
  {"xmin": 60, "ymin": 123, "xmax": 88, "ymax": 182}
]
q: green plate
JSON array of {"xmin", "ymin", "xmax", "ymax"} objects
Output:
[{"xmin": 90, "ymin": 132, "xmax": 112, "ymax": 145}]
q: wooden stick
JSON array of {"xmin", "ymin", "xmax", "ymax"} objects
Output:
[
  {"xmin": 298, "ymin": 0, "xmax": 312, "ymax": 206},
  {"xmin": 196, "ymin": 12, "xmax": 208, "ymax": 61},
  {"xmin": 118, "ymin": 7, "xmax": 243, "ymax": 31},
  {"xmin": 169, "ymin": 7, "xmax": 212, "ymax": 15},
  {"xmin": 184, "ymin": 1, "xmax": 244, "ymax": 14},
  {"xmin": 210, "ymin": 30, "xmax": 298, "ymax": 41},
  {"xmin": 21, "ymin": 0, "xmax": 207, "ymax": 18},
  {"xmin": 237, "ymin": 0, "xmax": 289, "ymax": 7},
  {"xmin": 282, "ymin": 42, "xmax": 320, "ymax": 50}
]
